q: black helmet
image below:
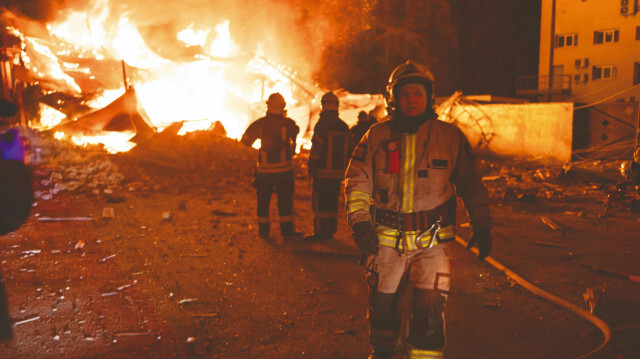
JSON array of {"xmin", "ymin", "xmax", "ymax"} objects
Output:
[
  {"xmin": 321, "ymin": 92, "xmax": 339, "ymax": 111},
  {"xmin": 266, "ymin": 93, "xmax": 286, "ymax": 114},
  {"xmin": 385, "ymin": 60, "xmax": 435, "ymax": 115},
  {"xmin": 358, "ymin": 111, "xmax": 368, "ymax": 122}
]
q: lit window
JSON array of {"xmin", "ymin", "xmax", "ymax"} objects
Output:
[
  {"xmin": 594, "ymin": 29, "xmax": 619, "ymax": 44},
  {"xmin": 556, "ymin": 33, "xmax": 578, "ymax": 48},
  {"xmin": 592, "ymin": 65, "xmax": 617, "ymax": 80}
]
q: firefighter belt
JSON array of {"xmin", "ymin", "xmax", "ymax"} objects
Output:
[{"xmin": 373, "ymin": 197, "xmax": 455, "ymax": 252}]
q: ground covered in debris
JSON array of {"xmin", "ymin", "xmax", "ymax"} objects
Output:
[{"xmin": 1, "ymin": 130, "xmax": 639, "ymax": 358}]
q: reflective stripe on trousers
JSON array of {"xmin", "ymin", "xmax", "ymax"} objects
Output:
[
  {"xmin": 406, "ymin": 348, "xmax": 444, "ymax": 359},
  {"xmin": 312, "ymin": 177, "xmax": 341, "ymax": 235}
]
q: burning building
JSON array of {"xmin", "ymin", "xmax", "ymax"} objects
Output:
[{"xmin": 0, "ymin": 0, "xmax": 376, "ymax": 153}]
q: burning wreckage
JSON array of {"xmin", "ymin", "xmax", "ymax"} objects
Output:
[
  {"xmin": 0, "ymin": 6, "xmax": 387, "ymax": 205},
  {"xmin": 0, "ymin": 8, "xmax": 382, "ymax": 152}
]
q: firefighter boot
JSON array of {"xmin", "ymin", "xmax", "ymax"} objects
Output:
[
  {"xmin": 280, "ymin": 222, "xmax": 302, "ymax": 241},
  {"xmin": 258, "ymin": 223, "xmax": 270, "ymax": 239}
]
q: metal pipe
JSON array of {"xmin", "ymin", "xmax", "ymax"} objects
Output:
[{"xmin": 121, "ymin": 60, "xmax": 128, "ymax": 90}]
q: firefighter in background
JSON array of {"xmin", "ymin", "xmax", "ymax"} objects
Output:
[
  {"xmin": 351, "ymin": 110, "xmax": 372, "ymax": 145},
  {"xmin": 305, "ymin": 92, "xmax": 352, "ymax": 241},
  {"xmin": 344, "ymin": 60, "xmax": 493, "ymax": 358},
  {"xmin": 241, "ymin": 93, "xmax": 301, "ymax": 241},
  {"xmin": 620, "ymin": 146, "xmax": 640, "ymax": 188}
]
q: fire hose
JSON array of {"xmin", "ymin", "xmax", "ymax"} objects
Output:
[{"xmin": 455, "ymin": 235, "xmax": 612, "ymax": 359}]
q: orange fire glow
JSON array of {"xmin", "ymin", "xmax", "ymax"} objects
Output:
[{"xmin": 3, "ymin": 1, "xmax": 316, "ymax": 152}]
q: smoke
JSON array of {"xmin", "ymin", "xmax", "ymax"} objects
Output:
[
  {"xmin": 1, "ymin": 0, "xmax": 378, "ymax": 100},
  {"xmin": 1, "ymin": 0, "xmax": 339, "ymax": 81},
  {"xmin": 0, "ymin": 0, "xmax": 91, "ymax": 22}
]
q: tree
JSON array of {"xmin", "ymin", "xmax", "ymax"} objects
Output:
[{"xmin": 316, "ymin": 0, "xmax": 458, "ymax": 95}]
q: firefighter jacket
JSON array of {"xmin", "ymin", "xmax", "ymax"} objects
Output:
[
  {"xmin": 241, "ymin": 112, "xmax": 299, "ymax": 174},
  {"xmin": 308, "ymin": 110, "xmax": 352, "ymax": 180},
  {"xmin": 344, "ymin": 115, "xmax": 492, "ymax": 252}
]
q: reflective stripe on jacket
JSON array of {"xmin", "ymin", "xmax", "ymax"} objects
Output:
[
  {"xmin": 309, "ymin": 111, "xmax": 352, "ymax": 179},
  {"xmin": 344, "ymin": 116, "xmax": 492, "ymax": 251},
  {"xmin": 241, "ymin": 113, "xmax": 299, "ymax": 174}
]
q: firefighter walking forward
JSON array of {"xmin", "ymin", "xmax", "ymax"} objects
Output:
[
  {"xmin": 344, "ymin": 60, "xmax": 493, "ymax": 359},
  {"xmin": 305, "ymin": 92, "xmax": 353, "ymax": 241},
  {"xmin": 241, "ymin": 93, "xmax": 300, "ymax": 241}
]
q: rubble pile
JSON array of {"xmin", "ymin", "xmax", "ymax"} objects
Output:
[
  {"xmin": 31, "ymin": 126, "xmax": 258, "ymax": 199},
  {"xmin": 32, "ymin": 133, "xmax": 126, "ymax": 200},
  {"xmin": 478, "ymin": 159, "xmax": 626, "ymax": 204},
  {"xmin": 111, "ymin": 127, "xmax": 257, "ymax": 192},
  {"xmin": 26, "ymin": 124, "xmax": 635, "ymax": 210}
]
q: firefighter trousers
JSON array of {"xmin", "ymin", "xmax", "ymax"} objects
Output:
[
  {"xmin": 311, "ymin": 177, "xmax": 342, "ymax": 236},
  {"xmin": 255, "ymin": 170, "xmax": 295, "ymax": 236},
  {"xmin": 365, "ymin": 244, "xmax": 451, "ymax": 358},
  {"xmin": 0, "ymin": 273, "xmax": 11, "ymax": 341}
]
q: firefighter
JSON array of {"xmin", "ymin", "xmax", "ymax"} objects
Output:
[
  {"xmin": 351, "ymin": 110, "xmax": 372, "ymax": 145},
  {"xmin": 624, "ymin": 147, "xmax": 640, "ymax": 187},
  {"xmin": 344, "ymin": 60, "xmax": 493, "ymax": 358},
  {"xmin": 305, "ymin": 92, "xmax": 352, "ymax": 241},
  {"xmin": 241, "ymin": 93, "xmax": 301, "ymax": 241}
]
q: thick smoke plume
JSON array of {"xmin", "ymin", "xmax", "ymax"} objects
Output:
[{"xmin": 0, "ymin": 0, "xmax": 90, "ymax": 22}]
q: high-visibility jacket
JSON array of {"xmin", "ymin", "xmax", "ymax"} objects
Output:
[
  {"xmin": 308, "ymin": 111, "xmax": 352, "ymax": 179},
  {"xmin": 241, "ymin": 113, "xmax": 299, "ymax": 174},
  {"xmin": 344, "ymin": 115, "xmax": 492, "ymax": 252}
]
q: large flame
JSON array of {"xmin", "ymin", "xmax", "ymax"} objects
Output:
[{"xmin": 5, "ymin": 0, "xmax": 315, "ymax": 152}]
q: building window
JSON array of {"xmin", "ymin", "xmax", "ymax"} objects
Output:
[
  {"xmin": 583, "ymin": 73, "xmax": 589, "ymax": 83},
  {"xmin": 556, "ymin": 33, "xmax": 578, "ymax": 48},
  {"xmin": 592, "ymin": 65, "xmax": 617, "ymax": 80},
  {"xmin": 574, "ymin": 74, "xmax": 581, "ymax": 83},
  {"xmin": 634, "ymin": 62, "xmax": 640, "ymax": 86},
  {"xmin": 636, "ymin": 26, "xmax": 640, "ymax": 40},
  {"xmin": 594, "ymin": 29, "xmax": 619, "ymax": 44}
]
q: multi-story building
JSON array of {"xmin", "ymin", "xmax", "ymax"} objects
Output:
[{"xmin": 518, "ymin": 0, "xmax": 640, "ymax": 104}]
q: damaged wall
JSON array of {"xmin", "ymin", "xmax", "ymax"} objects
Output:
[{"xmin": 445, "ymin": 102, "xmax": 573, "ymax": 164}]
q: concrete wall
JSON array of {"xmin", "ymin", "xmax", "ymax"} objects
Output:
[{"xmin": 444, "ymin": 102, "xmax": 574, "ymax": 164}]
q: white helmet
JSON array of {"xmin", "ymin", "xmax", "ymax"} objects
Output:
[{"xmin": 621, "ymin": 161, "xmax": 633, "ymax": 179}]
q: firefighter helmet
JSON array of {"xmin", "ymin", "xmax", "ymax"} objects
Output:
[
  {"xmin": 266, "ymin": 92, "xmax": 286, "ymax": 114},
  {"xmin": 621, "ymin": 161, "xmax": 633, "ymax": 180},
  {"xmin": 321, "ymin": 92, "xmax": 339, "ymax": 111},
  {"xmin": 385, "ymin": 60, "xmax": 435, "ymax": 115},
  {"xmin": 358, "ymin": 111, "xmax": 368, "ymax": 122}
]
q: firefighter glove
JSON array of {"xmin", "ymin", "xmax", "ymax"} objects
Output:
[
  {"xmin": 352, "ymin": 221, "xmax": 379, "ymax": 255},
  {"xmin": 467, "ymin": 228, "xmax": 492, "ymax": 260}
]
